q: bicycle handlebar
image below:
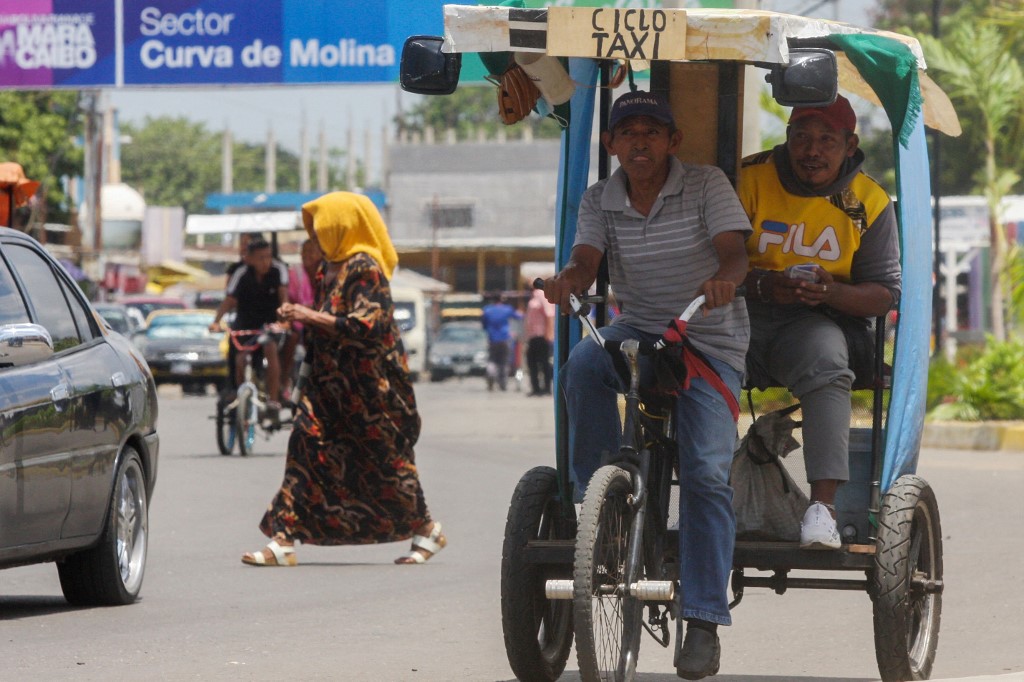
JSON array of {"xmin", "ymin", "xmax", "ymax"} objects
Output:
[
  {"xmin": 229, "ymin": 328, "xmax": 275, "ymax": 352},
  {"xmin": 532, "ymin": 277, "xmax": 745, "ymax": 353}
]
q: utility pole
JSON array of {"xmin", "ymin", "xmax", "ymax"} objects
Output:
[
  {"xmin": 299, "ymin": 110, "xmax": 310, "ymax": 194},
  {"xmin": 221, "ymin": 126, "xmax": 233, "ymax": 195},
  {"xmin": 265, "ymin": 126, "xmax": 277, "ymax": 195}
]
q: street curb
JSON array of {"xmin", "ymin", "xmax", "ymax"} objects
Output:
[{"xmin": 922, "ymin": 421, "xmax": 1024, "ymax": 452}]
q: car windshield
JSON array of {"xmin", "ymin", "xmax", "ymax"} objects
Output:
[
  {"xmin": 97, "ymin": 308, "xmax": 132, "ymax": 334},
  {"xmin": 130, "ymin": 301, "xmax": 185, "ymax": 318},
  {"xmin": 438, "ymin": 325, "xmax": 484, "ymax": 343},
  {"xmin": 146, "ymin": 315, "xmax": 216, "ymax": 340}
]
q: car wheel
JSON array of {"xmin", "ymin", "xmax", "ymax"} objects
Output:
[{"xmin": 57, "ymin": 447, "xmax": 149, "ymax": 606}]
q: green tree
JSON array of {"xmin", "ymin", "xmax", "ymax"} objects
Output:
[
  {"xmin": 917, "ymin": 19, "xmax": 1024, "ymax": 341},
  {"xmin": 121, "ymin": 117, "xmax": 353, "ymax": 215},
  {"xmin": 873, "ymin": 0, "xmax": 1024, "ymax": 196},
  {"xmin": 120, "ymin": 117, "xmax": 220, "ymax": 214},
  {"xmin": 0, "ymin": 90, "xmax": 83, "ymax": 226}
]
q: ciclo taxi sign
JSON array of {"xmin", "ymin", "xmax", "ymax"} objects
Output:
[{"xmin": 546, "ymin": 7, "xmax": 687, "ymax": 61}]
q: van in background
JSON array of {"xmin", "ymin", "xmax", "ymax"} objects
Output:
[{"xmin": 391, "ymin": 285, "xmax": 426, "ymax": 380}]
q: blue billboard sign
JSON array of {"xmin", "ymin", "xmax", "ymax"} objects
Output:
[
  {"xmin": 0, "ymin": 0, "xmax": 450, "ymax": 88},
  {"xmin": 0, "ymin": 0, "xmax": 118, "ymax": 88}
]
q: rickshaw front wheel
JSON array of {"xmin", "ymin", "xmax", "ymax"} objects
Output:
[
  {"xmin": 501, "ymin": 466, "xmax": 576, "ymax": 682},
  {"xmin": 574, "ymin": 465, "xmax": 645, "ymax": 682},
  {"xmin": 871, "ymin": 474, "xmax": 943, "ymax": 681}
]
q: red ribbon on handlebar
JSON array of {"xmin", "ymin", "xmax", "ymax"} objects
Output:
[{"xmin": 658, "ymin": 319, "xmax": 740, "ymax": 422}]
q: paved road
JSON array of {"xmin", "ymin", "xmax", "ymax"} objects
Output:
[{"xmin": 1, "ymin": 379, "xmax": 1022, "ymax": 681}]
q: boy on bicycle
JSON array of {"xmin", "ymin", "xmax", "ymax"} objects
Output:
[
  {"xmin": 210, "ymin": 236, "xmax": 290, "ymax": 423},
  {"xmin": 542, "ymin": 90, "xmax": 750, "ymax": 680}
]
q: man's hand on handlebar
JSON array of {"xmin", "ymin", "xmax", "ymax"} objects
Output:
[
  {"xmin": 540, "ymin": 271, "xmax": 592, "ymax": 312},
  {"xmin": 699, "ymin": 278, "xmax": 739, "ymax": 314}
]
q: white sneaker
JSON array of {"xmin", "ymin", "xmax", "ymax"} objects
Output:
[{"xmin": 800, "ymin": 502, "xmax": 841, "ymax": 550}]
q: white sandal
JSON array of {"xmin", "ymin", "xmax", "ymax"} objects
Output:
[
  {"xmin": 241, "ymin": 539, "xmax": 297, "ymax": 567},
  {"xmin": 395, "ymin": 522, "xmax": 447, "ymax": 564}
]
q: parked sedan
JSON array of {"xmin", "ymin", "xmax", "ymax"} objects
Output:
[
  {"xmin": 0, "ymin": 227, "xmax": 159, "ymax": 606},
  {"xmin": 117, "ymin": 294, "xmax": 186, "ymax": 330},
  {"xmin": 93, "ymin": 302, "xmax": 139, "ymax": 336},
  {"xmin": 428, "ymin": 321, "xmax": 489, "ymax": 382},
  {"xmin": 133, "ymin": 309, "xmax": 227, "ymax": 395}
]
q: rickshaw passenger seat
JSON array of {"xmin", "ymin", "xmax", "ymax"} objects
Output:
[{"xmin": 742, "ymin": 314, "xmax": 891, "ymax": 394}]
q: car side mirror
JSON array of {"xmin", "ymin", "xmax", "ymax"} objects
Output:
[
  {"xmin": 400, "ymin": 35, "xmax": 461, "ymax": 95},
  {"xmin": 0, "ymin": 323, "xmax": 53, "ymax": 368},
  {"xmin": 765, "ymin": 48, "xmax": 838, "ymax": 108}
]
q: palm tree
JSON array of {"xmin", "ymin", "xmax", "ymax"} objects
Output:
[{"xmin": 918, "ymin": 20, "xmax": 1024, "ymax": 341}]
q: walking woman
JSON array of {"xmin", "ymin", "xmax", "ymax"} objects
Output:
[{"xmin": 242, "ymin": 191, "xmax": 446, "ymax": 566}]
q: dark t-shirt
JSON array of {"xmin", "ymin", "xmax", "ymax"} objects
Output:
[{"xmin": 226, "ymin": 262, "xmax": 288, "ymax": 330}]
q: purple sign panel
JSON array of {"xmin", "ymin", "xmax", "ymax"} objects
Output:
[{"xmin": 0, "ymin": 0, "xmax": 117, "ymax": 87}]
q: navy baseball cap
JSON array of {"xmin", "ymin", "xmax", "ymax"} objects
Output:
[{"xmin": 608, "ymin": 90, "xmax": 675, "ymax": 131}]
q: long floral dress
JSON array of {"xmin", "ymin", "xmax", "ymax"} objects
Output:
[{"xmin": 259, "ymin": 252, "xmax": 430, "ymax": 545}]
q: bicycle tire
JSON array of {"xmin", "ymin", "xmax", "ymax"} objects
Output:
[
  {"xmin": 235, "ymin": 385, "xmax": 257, "ymax": 457},
  {"xmin": 574, "ymin": 465, "xmax": 644, "ymax": 682},
  {"xmin": 215, "ymin": 401, "xmax": 237, "ymax": 455},
  {"xmin": 501, "ymin": 466, "xmax": 576, "ymax": 682},
  {"xmin": 872, "ymin": 475, "xmax": 943, "ymax": 681}
]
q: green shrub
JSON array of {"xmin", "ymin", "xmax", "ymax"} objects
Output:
[{"xmin": 927, "ymin": 338, "xmax": 1024, "ymax": 421}]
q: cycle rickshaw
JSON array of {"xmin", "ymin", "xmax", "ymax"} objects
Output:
[
  {"xmin": 184, "ymin": 214, "xmax": 304, "ymax": 456},
  {"xmin": 400, "ymin": 7, "xmax": 960, "ymax": 680}
]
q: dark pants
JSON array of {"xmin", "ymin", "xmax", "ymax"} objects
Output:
[
  {"xmin": 488, "ymin": 340, "xmax": 511, "ymax": 390},
  {"xmin": 526, "ymin": 336, "xmax": 552, "ymax": 395}
]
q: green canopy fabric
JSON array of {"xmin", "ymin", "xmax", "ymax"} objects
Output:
[{"xmin": 830, "ymin": 33, "xmax": 923, "ymax": 148}]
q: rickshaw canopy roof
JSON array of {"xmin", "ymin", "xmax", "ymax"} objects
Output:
[
  {"xmin": 185, "ymin": 211, "xmax": 302, "ymax": 235},
  {"xmin": 440, "ymin": 5, "xmax": 960, "ymax": 136}
]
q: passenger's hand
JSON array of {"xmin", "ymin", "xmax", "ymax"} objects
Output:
[
  {"xmin": 208, "ymin": 320, "xmax": 223, "ymax": 333},
  {"xmin": 700, "ymin": 279, "xmax": 737, "ymax": 313},
  {"xmin": 766, "ymin": 271, "xmax": 802, "ymax": 305},
  {"xmin": 794, "ymin": 267, "xmax": 834, "ymax": 307},
  {"xmin": 277, "ymin": 302, "xmax": 309, "ymax": 324}
]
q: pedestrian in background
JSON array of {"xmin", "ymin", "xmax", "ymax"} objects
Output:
[
  {"xmin": 280, "ymin": 237, "xmax": 324, "ymax": 398},
  {"xmin": 524, "ymin": 287, "xmax": 554, "ymax": 396},
  {"xmin": 242, "ymin": 191, "xmax": 446, "ymax": 567},
  {"xmin": 481, "ymin": 293, "xmax": 522, "ymax": 392}
]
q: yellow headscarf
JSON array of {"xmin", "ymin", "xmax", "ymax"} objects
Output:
[{"xmin": 301, "ymin": 191, "xmax": 398, "ymax": 279}]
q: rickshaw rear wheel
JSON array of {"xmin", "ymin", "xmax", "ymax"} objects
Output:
[
  {"xmin": 500, "ymin": 466, "xmax": 576, "ymax": 682},
  {"xmin": 574, "ymin": 465, "xmax": 644, "ymax": 682},
  {"xmin": 872, "ymin": 474, "xmax": 943, "ymax": 681}
]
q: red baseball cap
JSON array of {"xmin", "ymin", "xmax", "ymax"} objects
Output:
[{"xmin": 789, "ymin": 94, "xmax": 856, "ymax": 133}]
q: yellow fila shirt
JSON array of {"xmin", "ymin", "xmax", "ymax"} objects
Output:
[{"xmin": 737, "ymin": 156, "xmax": 890, "ymax": 283}]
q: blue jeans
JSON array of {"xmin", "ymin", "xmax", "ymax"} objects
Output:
[{"xmin": 561, "ymin": 324, "xmax": 741, "ymax": 625}]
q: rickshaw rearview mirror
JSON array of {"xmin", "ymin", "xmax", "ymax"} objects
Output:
[
  {"xmin": 766, "ymin": 48, "xmax": 838, "ymax": 108},
  {"xmin": 400, "ymin": 35, "xmax": 461, "ymax": 95}
]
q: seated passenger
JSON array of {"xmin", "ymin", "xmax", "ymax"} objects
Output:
[
  {"xmin": 737, "ymin": 95, "xmax": 901, "ymax": 549},
  {"xmin": 543, "ymin": 90, "xmax": 750, "ymax": 680}
]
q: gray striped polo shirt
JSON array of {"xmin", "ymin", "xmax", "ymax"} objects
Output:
[{"xmin": 574, "ymin": 157, "xmax": 752, "ymax": 372}]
